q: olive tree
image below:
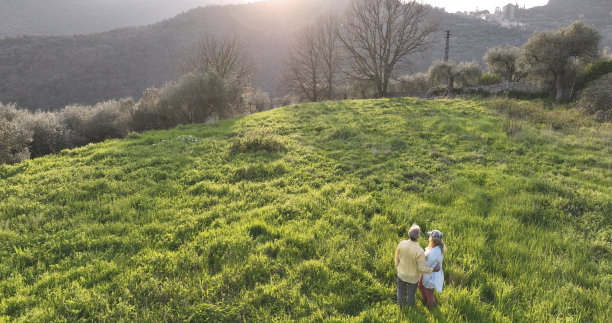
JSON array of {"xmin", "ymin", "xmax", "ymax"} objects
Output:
[
  {"xmin": 521, "ymin": 21, "xmax": 600, "ymax": 102},
  {"xmin": 338, "ymin": 0, "xmax": 438, "ymax": 98},
  {"xmin": 0, "ymin": 103, "xmax": 32, "ymax": 164},
  {"xmin": 428, "ymin": 60, "xmax": 482, "ymax": 89},
  {"xmin": 484, "ymin": 45, "xmax": 524, "ymax": 82}
]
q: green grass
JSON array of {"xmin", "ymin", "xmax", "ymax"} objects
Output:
[{"xmin": 1, "ymin": 98, "xmax": 610, "ymax": 322}]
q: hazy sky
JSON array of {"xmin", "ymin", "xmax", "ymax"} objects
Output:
[{"xmin": 419, "ymin": 0, "xmax": 549, "ymax": 13}]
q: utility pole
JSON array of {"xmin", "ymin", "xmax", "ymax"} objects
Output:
[{"xmin": 444, "ymin": 30, "xmax": 451, "ymax": 62}]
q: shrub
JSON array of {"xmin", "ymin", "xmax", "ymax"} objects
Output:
[
  {"xmin": 26, "ymin": 112, "xmax": 71, "ymax": 157},
  {"xmin": 486, "ymin": 98, "xmax": 585, "ymax": 129},
  {"xmin": 579, "ymin": 73, "xmax": 612, "ymax": 121},
  {"xmin": 271, "ymin": 95, "xmax": 298, "ymax": 108},
  {"xmin": 577, "ymin": 59, "xmax": 612, "ymax": 90},
  {"xmin": 0, "ymin": 103, "xmax": 32, "ymax": 164},
  {"xmin": 428, "ymin": 60, "xmax": 482, "ymax": 89},
  {"xmin": 58, "ymin": 104, "xmax": 94, "ymax": 147},
  {"xmin": 157, "ymin": 72, "xmax": 251, "ymax": 125},
  {"xmin": 480, "ymin": 74, "xmax": 501, "ymax": 86},
  {"xmin": 231, "ymin": 128, "xmax": 286, "ymax": 153},
  {"xmin": 341, "ymin": 79, "xmax": 377, "ymax": 99},
  {"xmin": 242, "ymin": 87, "xmax": 271, "ymax": 112},
  {"xmin": 455, "ymin": 61, "xmax": 482, "ymax": 88},
  {"xmin": 129, "ymin": 87, "xmax": 166, "ymax": 132},
  {"xmin": 85, "ymin": 100, "xmax": 132, "ymax": 143},
  {"xmin": 396, "ymin": 73, "xmax": 430, "ymax": 95}
]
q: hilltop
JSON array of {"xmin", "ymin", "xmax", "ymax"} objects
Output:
[{"xmin": 1, "ymin": 98, "xmax": 610, "ymax": 321}]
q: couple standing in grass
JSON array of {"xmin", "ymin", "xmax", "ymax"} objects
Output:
[{"xmin": 395, "ymin": 224, "xmax": 446, "ymax": 308}]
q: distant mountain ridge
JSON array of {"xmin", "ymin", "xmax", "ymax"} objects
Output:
[
  {"xmin": 0, "ymin": 0, "xmax": 248, "ymax": 37},
  {"xmin": 0, "ymin": 0, "xmax": 609, "ymax": 110}
]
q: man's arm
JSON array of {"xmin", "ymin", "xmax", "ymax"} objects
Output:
[
  {"xmin": 417, "ymin": 252, "xmax": 435, "ymax": 274},
  {"xmin": 395, "ymin": 245, "xmax": 400, "ymax": 267}
]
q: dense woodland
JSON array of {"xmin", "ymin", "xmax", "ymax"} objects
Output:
[{"xmin": 1, "ymin": 0, "xmax": 610, "ymax": 110}]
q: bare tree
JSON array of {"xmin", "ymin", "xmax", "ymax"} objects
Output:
[
  {"xmin": 183, "ymin": 34, "xmax": 251, "ymax": 87},
  {"xmin": 173, "ymin": 34, "xmax": 253, "ymax": 123},
  {"xmin": 283, "ymin": 15, "xmax": 342, "ymax": 102},
  {"xmin": 317, "ymin": 14, "xmax": 342, "ymax": 100},
  {"xmin": 284, "ymin": 25, "xmax": 324, "ymax": 102},
  {"xmin": 338, "ymin": 0, "xmax": 438, "ymax": 98}
]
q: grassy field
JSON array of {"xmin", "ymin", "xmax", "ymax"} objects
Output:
[{"xmin": 1, "ymin": 98, "xmax": 610, "ymax": 322}]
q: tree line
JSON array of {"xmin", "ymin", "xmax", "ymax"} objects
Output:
[{"xmin": 283, "ymin": 1, "xmax": 609, "ymax": 105}]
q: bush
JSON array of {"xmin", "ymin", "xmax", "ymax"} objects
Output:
[
  {"xmin": 242, "ymin": 87, "xmax": 271, "ymax": 112},
  {"xmin": 480, "ymin": 74, "xmax": 501, "ymax": 86},
  {"xmin": 58, "ymin": 104, "xmax": 94, "ymax": 147},
  {"xmin": 396, "ymin": 73, "xmax": 430, "ymax": 95},
  {"xmin": 157, "ymin": 72, "xmax": 250, "ymax": 125},
  {"xmin": 486, "ymin": 98, "xmax": 585, "ymax": 130},
  {"xmin": 85, "ymin": 100, "xmax": 132, "ymax": 143},
  {"xmin": 231, "ymin": 128, "xmax": 286, "ymax": 153},
  {"xmin": 579, "ymin": 73, "xmax": 612, "ymax": 121},
  {"xmin": 129, "ymin": 87, "xmax": 167, "ymax": 132},
  {"xmin": 455, "ymin": 61, "xmax": 482, "ymax": 88},
  {"xmin": 0, "ymin": 103, "xmax": 32, "ymax": 164},
  {"xmin": 577, "ymin": 59, "xmax": 612, "ymax": 90},
  {"xmin": 339, "ymin": 80, "xmax": 377, "ymax": 99},
  {"xmin": 26, "ymin": 112, "xmax": 71, "ymax": 157}
]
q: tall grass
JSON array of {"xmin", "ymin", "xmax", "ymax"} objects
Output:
[{"xmin": 1, "ymin": 98, "xmax": 610, "ymax": 321}]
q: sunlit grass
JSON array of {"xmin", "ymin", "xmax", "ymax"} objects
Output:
[{"xmin": 1, "ymin": 98, "xmax": 610, "ymax": 321}]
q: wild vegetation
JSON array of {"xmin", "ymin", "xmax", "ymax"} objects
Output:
[{"xmin": 1, "ymin": 97, "xmax": 610, "ymax": 321}]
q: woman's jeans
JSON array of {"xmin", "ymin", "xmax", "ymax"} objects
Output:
[{"xmin": 418, "ymin": 276, "xmax": 436, "ymax": 307}]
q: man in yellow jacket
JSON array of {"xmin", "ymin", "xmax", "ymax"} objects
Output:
[{"xmin": 395, "ymin": 223, "xmax": 440, "ymax": 308}]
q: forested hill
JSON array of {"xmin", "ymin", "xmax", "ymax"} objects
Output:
[
  {"xmin": 518, "ymin": 0, "xmax": 612, "ymax": 45},
  {"xmin": 0, "ymin": 0, "xmax": 610, "ymax": 110},
  {"xmin": 0, "ymin": 0, "xmax": 249, "ymax": 37}
]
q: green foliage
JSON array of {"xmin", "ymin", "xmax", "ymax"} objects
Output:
[
  {"xmin": 1, "ymin": 98, "xmax": 610, "ymax": 321},
  {"xmin": 579, "ymin": 73, "xmax": 612, "ymax": 121},
  {"xmin": 577, "ymin": 59, "xmax": 612, "ymax": 90},
  {"xmin": 428, "ymin": 60, "xmax": 482, "ymax": 89},
  {"xmin": 485, "ymin": 98, "xmax": 586, "ymax": 130},
  {"xmin": 396, "ymin": 73, "xmax": 430, "ymax": 96},
  {"xmin": 521, "ymin": 21, "xmax": 601, "ymax": 102},
  {"xmin": 231, "ymin": 127, "xmax": 286, "ymax": 153},
  {"xmin": 484, "ymin": 45, "xmax": 523, "ymax": 81},
  {"xmin": 479, "ymin": 73, "xmax": 502, "ymax": 86},
  {"xmin": 0, "ymin": 104, "xmax": 32, "ymax": 164}
]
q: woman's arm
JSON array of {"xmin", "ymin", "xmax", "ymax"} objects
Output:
[{"xmin": 425, "ymin": 248, "xmax": 440, "ymax": 267}]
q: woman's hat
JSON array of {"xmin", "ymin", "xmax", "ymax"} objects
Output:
[{"xmin": 427, "ymin": 230, "xmax": 443, "ymax": 240}]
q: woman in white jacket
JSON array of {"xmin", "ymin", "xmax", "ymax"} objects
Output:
[{"xmin": 418, "ymin": 229, "xmax": 446, "ymax": 307}]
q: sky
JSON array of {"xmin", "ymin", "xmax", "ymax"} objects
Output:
[{"xmin": 419, "ymin": 0, "xmax": 549, "ymax": 13}]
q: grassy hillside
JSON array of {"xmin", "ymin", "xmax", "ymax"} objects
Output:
[{"xmin": 1, "ymin": 98, "xmax": 610, "ymax": 321}]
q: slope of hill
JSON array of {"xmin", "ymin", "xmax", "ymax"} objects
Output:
[
  {"xmin": 1, "ymin": 98, "xmax": 610, "ymax": 321},
  {"xmin": 0, "ymin": 0, "xmax": 248, "ymax": 37}
]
